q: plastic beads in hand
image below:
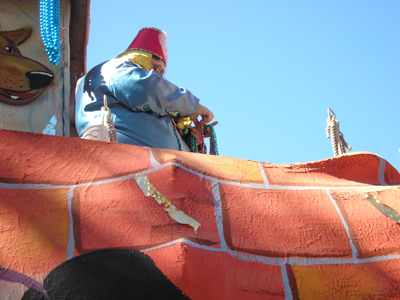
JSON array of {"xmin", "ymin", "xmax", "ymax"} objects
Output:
[{"xmin": 189, "ymin": 124, "xmax": 219, "ymax": 155}]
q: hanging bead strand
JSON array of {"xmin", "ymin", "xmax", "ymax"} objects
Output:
[
  {"xmin": 189, "ymin": 124, "xmax": 219, "ymax": 155},
  {"xmin": 190, "ymin": 133, "xmax": 197, "ymax": 152},
  {"xmin": 199, "ymin": 124, "xmax": 205, "ymax": 154},
  {"xmin": 204, "ymin": 124, "xmax": 219, "ymax": 156},
  {"xmin": 40, "ymin": 0, "xmax": 60, "ymax": 65}
]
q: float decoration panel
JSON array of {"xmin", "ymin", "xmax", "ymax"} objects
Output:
[
  {"xmin": 0, "ymin": 1, "xmax": 70, "ymax": 136},
  {"xmin": 0, "ymin": 129, "xmax": 400, "ymax": 299}
]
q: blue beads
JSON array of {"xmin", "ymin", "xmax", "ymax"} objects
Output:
[
  {"xmin": 40, "ymin": 0, "xmax": 60, "ymax": 65},
  {"xmin": 190, "ymin": 135, "xmax": 198, "ymax": 153}
]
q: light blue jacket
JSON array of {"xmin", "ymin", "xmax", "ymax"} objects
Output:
[{"xmin": 75, "ymin": 58, "xmax": 199, "ymax": 151}]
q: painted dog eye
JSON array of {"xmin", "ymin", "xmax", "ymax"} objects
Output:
[{"xmin": 4, "ymin": 46, "xmax": 13, "ymax": 54}]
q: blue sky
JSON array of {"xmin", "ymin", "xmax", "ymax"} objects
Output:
[{"xmin": 87, "ymin": 1, "xmax": 399, "ymax": 171}]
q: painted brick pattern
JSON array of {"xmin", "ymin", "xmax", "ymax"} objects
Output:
[
  {"xmin": 144, "ymin": 243, "xmax": 285, "ymax": 300},
  {"xmin": 0, "ymin": 130, "xmax": 152, "ymax": 185},
  {"xmin": 219, "ymin": 184, "xmax": 353, "ymax": 258},
  {"xmin": 0, "ymin": 187, "xmax": 70, "ymax": 280},
  {"xmin": 1, "ymin": 129, "xmax": 400, "ymax": 299},
  {"xmin": 330, "ymin": 187, "xmax": 400, "ymax": 258},
  {"xmin": 263, "ymin": 152, "xmax": 400, "ymax": 186},
  {"xmin": 291, "ymin": 259, "xmax": 400, "ymax": 299},
  {"xmin": 73, "ymin": 165, "xmax": 220, "ymax": 253},
  {"xmin": 152, "ymin": 147, "xmax": 264, "ymax": 184}
]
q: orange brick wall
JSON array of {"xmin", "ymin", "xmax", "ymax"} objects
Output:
[{"xmin": 1, "ymin": 129, "xmax": 400, "ymax": 299}]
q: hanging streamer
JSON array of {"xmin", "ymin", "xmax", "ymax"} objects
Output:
[{"xmin": 40, "ymin": 0, "xmax": 60, "ymax": 65}]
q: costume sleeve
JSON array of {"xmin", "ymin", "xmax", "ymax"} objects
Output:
[{"xmin": 107, "ymin": 61, "xmax": 199, "ymax": 116}]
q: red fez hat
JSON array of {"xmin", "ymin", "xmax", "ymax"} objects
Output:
[{"xmin": 126, "ymin": 27, "xmax": 168, "ymax": 65}]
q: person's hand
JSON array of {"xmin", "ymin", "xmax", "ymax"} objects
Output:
[
  {"xmin": 191, "ymin": 121, "xmax": 218, "ymax": 145},
  {"xmin": 190, "ymin": 104, "xmax": 214, "ymax": 126}
]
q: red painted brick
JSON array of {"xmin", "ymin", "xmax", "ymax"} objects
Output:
[
  {"xmin": 384, "ymin": 162, "xmax": 400, "ymax": 185},
  {"xmin": 219, "ymin": 184, "xmax": 352, "ymax": 258},
  {"xmin": 145, "ymin": 242, "xmax": 285, "ymax": 300},
  {"xmin": 152, "ymin": 147, "xmax": 264, "ymax": 184},
  {"xmin": 0, "ymin": 129, "xmax": 152, "ymax": 185},
  {"xmin": 330, "ymin": 187, "xmax": 400, "ymax": 258},
  {"xmin": 262, "ymin": 152, "xmax": 385, "ymax": 187},
  {"xmin": 73, "ymin": 164, "xmax": 220, "ymax": 253}
]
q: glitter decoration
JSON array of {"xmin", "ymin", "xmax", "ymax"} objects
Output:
[
  {"xmin": 134, "ymin": 174, "xmax": 201, "ymax": 233},
  {"xmin": 365, "ymin": 193, "xmax": 400, "ymax": 223}
]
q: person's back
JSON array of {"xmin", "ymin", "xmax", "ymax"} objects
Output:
[{"xmin": 75, "ymin": 27, "xmax": 214, "ymax": 151}]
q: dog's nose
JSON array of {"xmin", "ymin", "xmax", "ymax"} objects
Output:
[{"xmin": 25, "ymin": 71, "xmax": 54, "ymax": 90}]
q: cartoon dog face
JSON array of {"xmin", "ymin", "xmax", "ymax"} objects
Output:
[{"xmin": 0, "ymin": 27, "xmax": 54, "ymax": 106}]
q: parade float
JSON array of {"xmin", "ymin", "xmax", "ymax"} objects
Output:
[{"xmin": 1, "ymin": 1, "xmax": 400, "ymax": 299}]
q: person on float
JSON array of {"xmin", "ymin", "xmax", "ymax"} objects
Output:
[{"xmin": 75, "ymin": 27, "xmax": 215, "ymax": 151}]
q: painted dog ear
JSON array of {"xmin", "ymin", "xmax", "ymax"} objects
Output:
[{"xmin": 1, "ymin": 26, "xmax": 32, "ymax": 46}]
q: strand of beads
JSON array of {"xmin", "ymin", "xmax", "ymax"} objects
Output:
[
  {"xmin": 199, "ymin": 124, "xmax": 205, "ymax": 153},
  {"xmin": 189, "ymin": 124, "xmax": 219, "ymax": 155},
  {"xmin": 190, "ymin": 135, "xmax": 197, "ymax": 153},
  {"xmin": 190, "ymin": 124, "xmax": 205, "ymax": 153},
  {"xmin": 40, "ymin": 0, "xmax": 60, "ymax": 65},
  {"xmin": 204, "ymin": 124, "xmax": 219, "ymax": 155}
]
